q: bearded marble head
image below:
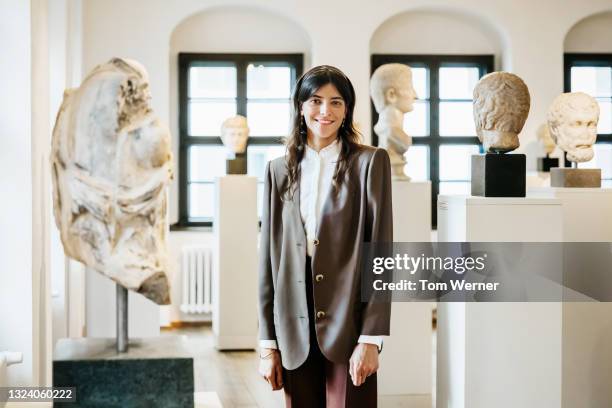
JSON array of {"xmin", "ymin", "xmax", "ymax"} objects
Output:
[
  {"xmin": 51, "ymin": 58, "xmax": 174, "ymax": 304},
  {"xmin": 547, "ymin": 92, "xmax": 599, "ymax": 163},
  {"xmin": 473, "ymin": 72, "xmax": 531, "ymax": 153}
]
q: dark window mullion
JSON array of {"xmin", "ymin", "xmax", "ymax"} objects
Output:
[
  {"xmin": 430, "ymin": 61, "xmax": 441, "ymax": 227},
  {"xmin": 236, "ymin": 61, "xmax": 247, "ymax": 117}
]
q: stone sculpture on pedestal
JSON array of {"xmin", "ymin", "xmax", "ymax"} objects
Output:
[
  {"xmin": 221, "ymin": 115, "xmax": 249, "ymax": 175},
  {"xmin": 370, "ymin": 63, "xmax": 417, "ymax": 180},
  {"xmin": 536, "ymin": 123, "xmax": 559, "ymax": 172},
  {"xmin": 547, "ymin": 92, "xmax": 600, "ymax": 187},
  {"xmin": 471, "ymin": 72, "xmax": 530, "ymax": 197},
  {"xmin": 51, "ymin": 58, "xmax": 174, "ymax": 304}
]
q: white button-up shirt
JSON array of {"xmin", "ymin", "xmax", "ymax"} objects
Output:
[{"xmin": 259, "ymin": 139, "xmax": 382, "ymax": 351}]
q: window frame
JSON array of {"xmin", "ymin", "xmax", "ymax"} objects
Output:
[
  {"xmin": 563, "ymin": 53, "xmax": 612, "ymax": 169},
  {"xmin": 177, "ymin": 53, "xmax": 303, "ymax": 227},
  {"xmin": 371, "ymin": 54, "xmax": 494, "ymax": 227}
]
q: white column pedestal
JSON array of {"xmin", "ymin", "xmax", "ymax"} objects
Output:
[
  {"xmin": 213, "ymin": 176, "xmax": 258, "ymax": 350},
  {"xmin": 378, "ymin": 181, "xmax": 433, "ymax": 396},
  {"xmin": 436, "ymin": 195, "xmax": 563, "ymax": 408},
  {"xmin": 529, "ymin": 187, "xmax": 612, "ymax": 407}
]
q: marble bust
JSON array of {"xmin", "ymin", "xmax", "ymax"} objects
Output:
[
  {"xmin": 547, "ymin": 92, "xmax": 599, "ymax": 163},
  {"xmin": 473, "ymin": 72, "xmax": 531, "ymax": 153},
  {"xmin": 370, "ymin": 63, "xmax": 417, "ymax": 180},
  {"xmin": 221, "ymin": 115, "xmax": 249, "ymax": 158},
  {"xmin": 51, "ymin": 58, "xmax": 174, "ymax": 305},
  {"xmin": 537, "ymin": 123, "xmax": 556, "ymax": 156}
]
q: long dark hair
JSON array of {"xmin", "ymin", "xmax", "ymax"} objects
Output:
[{"xmin": 283, "ymin": 65, "xmax": 361, "ymax": 198}]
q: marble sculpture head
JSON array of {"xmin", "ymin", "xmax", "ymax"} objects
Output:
[
  {"xmin": 473, "ymin": 72, "xmax": 531, "ymax": 153},
  {"xmin": 547, "ymin": 92, "xmax": 599, "ymax": 163},
  {"xmin": 370, "ymin": 63, "xmax": 417, "ymax": 114},
  {"xmin": 51, "ymin": 58, "xmax": 174, "ymax": 304},
  {"xmin": 221, "ymin": 115, "xmax": 250, "ymax": 155}
]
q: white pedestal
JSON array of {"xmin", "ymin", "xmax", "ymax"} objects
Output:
[
  {"xmin": 392, "ymin": 180, "xmax": 431, "ymax": 241},
  {"xmin": 378, "ymin": 181, "xmax": 433, "ymax": 397},
  {"xmin": 529, "ymin": 187, "xmax": 612, "ymax": 407},
  {"xmin": 213, "ymin": 176, "xmax": 258, "ymax": 350},
  {"xmin": 86, "ymin": 268, "xmax": 160, "ymax": 338},
  {"xmin": 437, "ymin": 195, "xmax": 563, "ymax": 408}
]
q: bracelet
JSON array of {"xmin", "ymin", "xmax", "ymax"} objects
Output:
[{"xmin": 259, "ymin": 350, "xmax": 276, "ymax": 360}]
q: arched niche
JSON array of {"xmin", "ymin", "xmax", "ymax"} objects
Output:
[
  {"xmin": 564, "ymin": 11, "xmax": 612, "ymax": 53},
  {"xmin": 370, "ymin": 8, "xmax": 505, "ymax": 69},
  {"xmin": 168, "ymin": 5, "xmax": 311, "ymax": 140},
  {"xmin": 166, "ymin": 6, "xmax": 311, "ymax": 223}
]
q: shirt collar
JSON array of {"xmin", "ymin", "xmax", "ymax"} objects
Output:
[{"xmin": 304, "ymin": 138, "xmax": 341, "ymax": 161}]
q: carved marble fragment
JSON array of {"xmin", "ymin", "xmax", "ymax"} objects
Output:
[{"xmin": 51, "ymin": 58, "xmax": 174, "ymax": 304}]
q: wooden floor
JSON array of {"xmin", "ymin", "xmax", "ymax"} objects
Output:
[{"xmin": 161, "ymin": 325, "xmax": 434, "ymax": 408}]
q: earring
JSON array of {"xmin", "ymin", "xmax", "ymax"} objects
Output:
[{"xmin": 300, "ymin": 116, "xmax": 307, "ymax": 139}]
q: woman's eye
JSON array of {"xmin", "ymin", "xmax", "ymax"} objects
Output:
[{"xmin": 332, "ymin": 101, "xmax": 343, "ymax": 106}]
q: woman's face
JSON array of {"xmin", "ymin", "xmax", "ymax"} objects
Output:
[{"xmin": 301, "ymin": 83, "xmax": 346, "ymax": 142}]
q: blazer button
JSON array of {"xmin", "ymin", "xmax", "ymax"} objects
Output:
[
  {"xmin": 315, "ymin": 274, "xmax": 324, "ymax": 282},
  {"xmin": 313, "ymin": 239, "xmax": 320, "ymax": 246},
  {"xmin": 316, "ymin": 310, "xmax": 326, "ymax": 319}
]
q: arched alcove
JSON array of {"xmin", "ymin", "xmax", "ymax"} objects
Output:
[
  {"xmin": 370, "ymin": 8, "xmax": 505, "ymax": 67},
  {"xmin": 565, "ymin": 11, "xmax": 612, "ymax": 53},
  {"xmin": 166, "ymin": 6, "xmax": 311, "ymax": 224}
]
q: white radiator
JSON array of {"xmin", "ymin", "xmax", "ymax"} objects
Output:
[{"xmin": 180, "ymin": 246, "xmax": 213, "ymax": 314}]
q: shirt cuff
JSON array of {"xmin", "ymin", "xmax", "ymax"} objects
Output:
[
  {"xmin": 259, "ymin": 339, "xmax": 278, "ymax": 350},
  {"xmin": 358, "ymin": 335, "xmax": 383, "ymax": 351}
]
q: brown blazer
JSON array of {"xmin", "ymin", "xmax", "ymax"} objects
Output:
[{"xmin": 258, "ymin": 144, "xmax": 393, "ymax": 370}]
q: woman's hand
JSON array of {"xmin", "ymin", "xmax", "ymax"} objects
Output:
[
  {"xmin": 349, "ymin": 343, "xmax": 379, "ymax": 387},
  {"xmin": 258, "ymin": 349, "xmax": 283, "ymax": 390}
]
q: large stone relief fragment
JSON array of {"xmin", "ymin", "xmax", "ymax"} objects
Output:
[{"xmin": 51, "ymin": 58, "xmax": 174, "ymax": 304}]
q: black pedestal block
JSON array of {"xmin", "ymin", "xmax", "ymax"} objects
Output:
[
  {"xmin": 53, "ymin": 338, "xmax": 194, "ymax": 408},
  {"xmin": 471, "ymin": 154, "xmax": 526, "ymax": 197},
  {"xmin": 226, "ymin": 154, "xmax": 247, "ymax": 174},
  {"xmin": 537, "ymin": 157, "xmax": 559, "ymax": 172}
]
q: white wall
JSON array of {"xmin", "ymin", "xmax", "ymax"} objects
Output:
[
  {"xmin": 370, "ymin": 9, "xmax": 503, "ymax": 66},
  {"xmin": 565, "ymin": 11, "xmax": 612, "ymax": 53},
  {"xmin": 0, "ymin": 0, "xmax": 52, "ymax": 387}
]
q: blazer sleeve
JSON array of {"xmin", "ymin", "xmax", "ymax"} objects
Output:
[
  {"xmin": 361, "ymin": 148, "xmax": 393, "ymax": 336},
  {"xmin": 258, "ymin": 161, "xmax": 277, "ymax": 341}
]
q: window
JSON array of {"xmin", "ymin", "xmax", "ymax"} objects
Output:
[
  {"xmin": 178, "ymin": 53, "xmax": 303, "ymax": 226},
  {"xmin": 371, "ymin": 55, "xmax": 494, "ymax": 227},
  {"xmin": 565, "ymin": 53, "xmax": 612, "ymax": 187}
]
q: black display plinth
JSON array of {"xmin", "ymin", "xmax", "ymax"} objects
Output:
[
  {"xmin": 550, "ymin": 167, "xmax": 601, "ymax": 187},
  {"xmin": 537, "ymin": 157, "xmax": 559, "ymax": 172},
  {"xmin": 53, "ymin": 337, "xmax": 194, "ymax": 408},
  {"xmin": 226, "ymin": 154, "xmax": 247, "ymax": 175},
  {"xmin": 471, "ymin": 154, "xmax": 526, "ymax": 197}
]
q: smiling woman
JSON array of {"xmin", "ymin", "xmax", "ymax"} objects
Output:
[{"xmin": 257, "ymin": 65, "xmax": 393, "ymax": 408}]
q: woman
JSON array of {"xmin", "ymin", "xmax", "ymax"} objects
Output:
[{"xmin": 258, "ymin": 65, "xmax": 392, "ymax": 407}]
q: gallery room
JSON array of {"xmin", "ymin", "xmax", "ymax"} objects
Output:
[{"xmin": 2, "ymin": 0, "xmax": 612, "ymax": 407}]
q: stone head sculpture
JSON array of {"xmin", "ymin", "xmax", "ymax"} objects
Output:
[
  {"xmin": 536, "ymin": 123, "xmax": 555, "ymax": 156},
  {"xmin": 221, "ymin": 115, "xmax": 249, "ymax": 156},
  {"xmin": 547, "ymin": 92, "xmax": 599, "ymax": 163},
  {"xmin": 473, "ymin": 72, "xmax": 531, "ymax": 153},
  {"xmin": 370, "ymin": 63, "xmax": 418, "ymax": 115},
  {"xmin": 51, "ymin": 58, "xmax": 174, "ymax": 304},
  {"xmin": 370, "ymin": 63, "xmax": 417, "ymax": 180}
]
